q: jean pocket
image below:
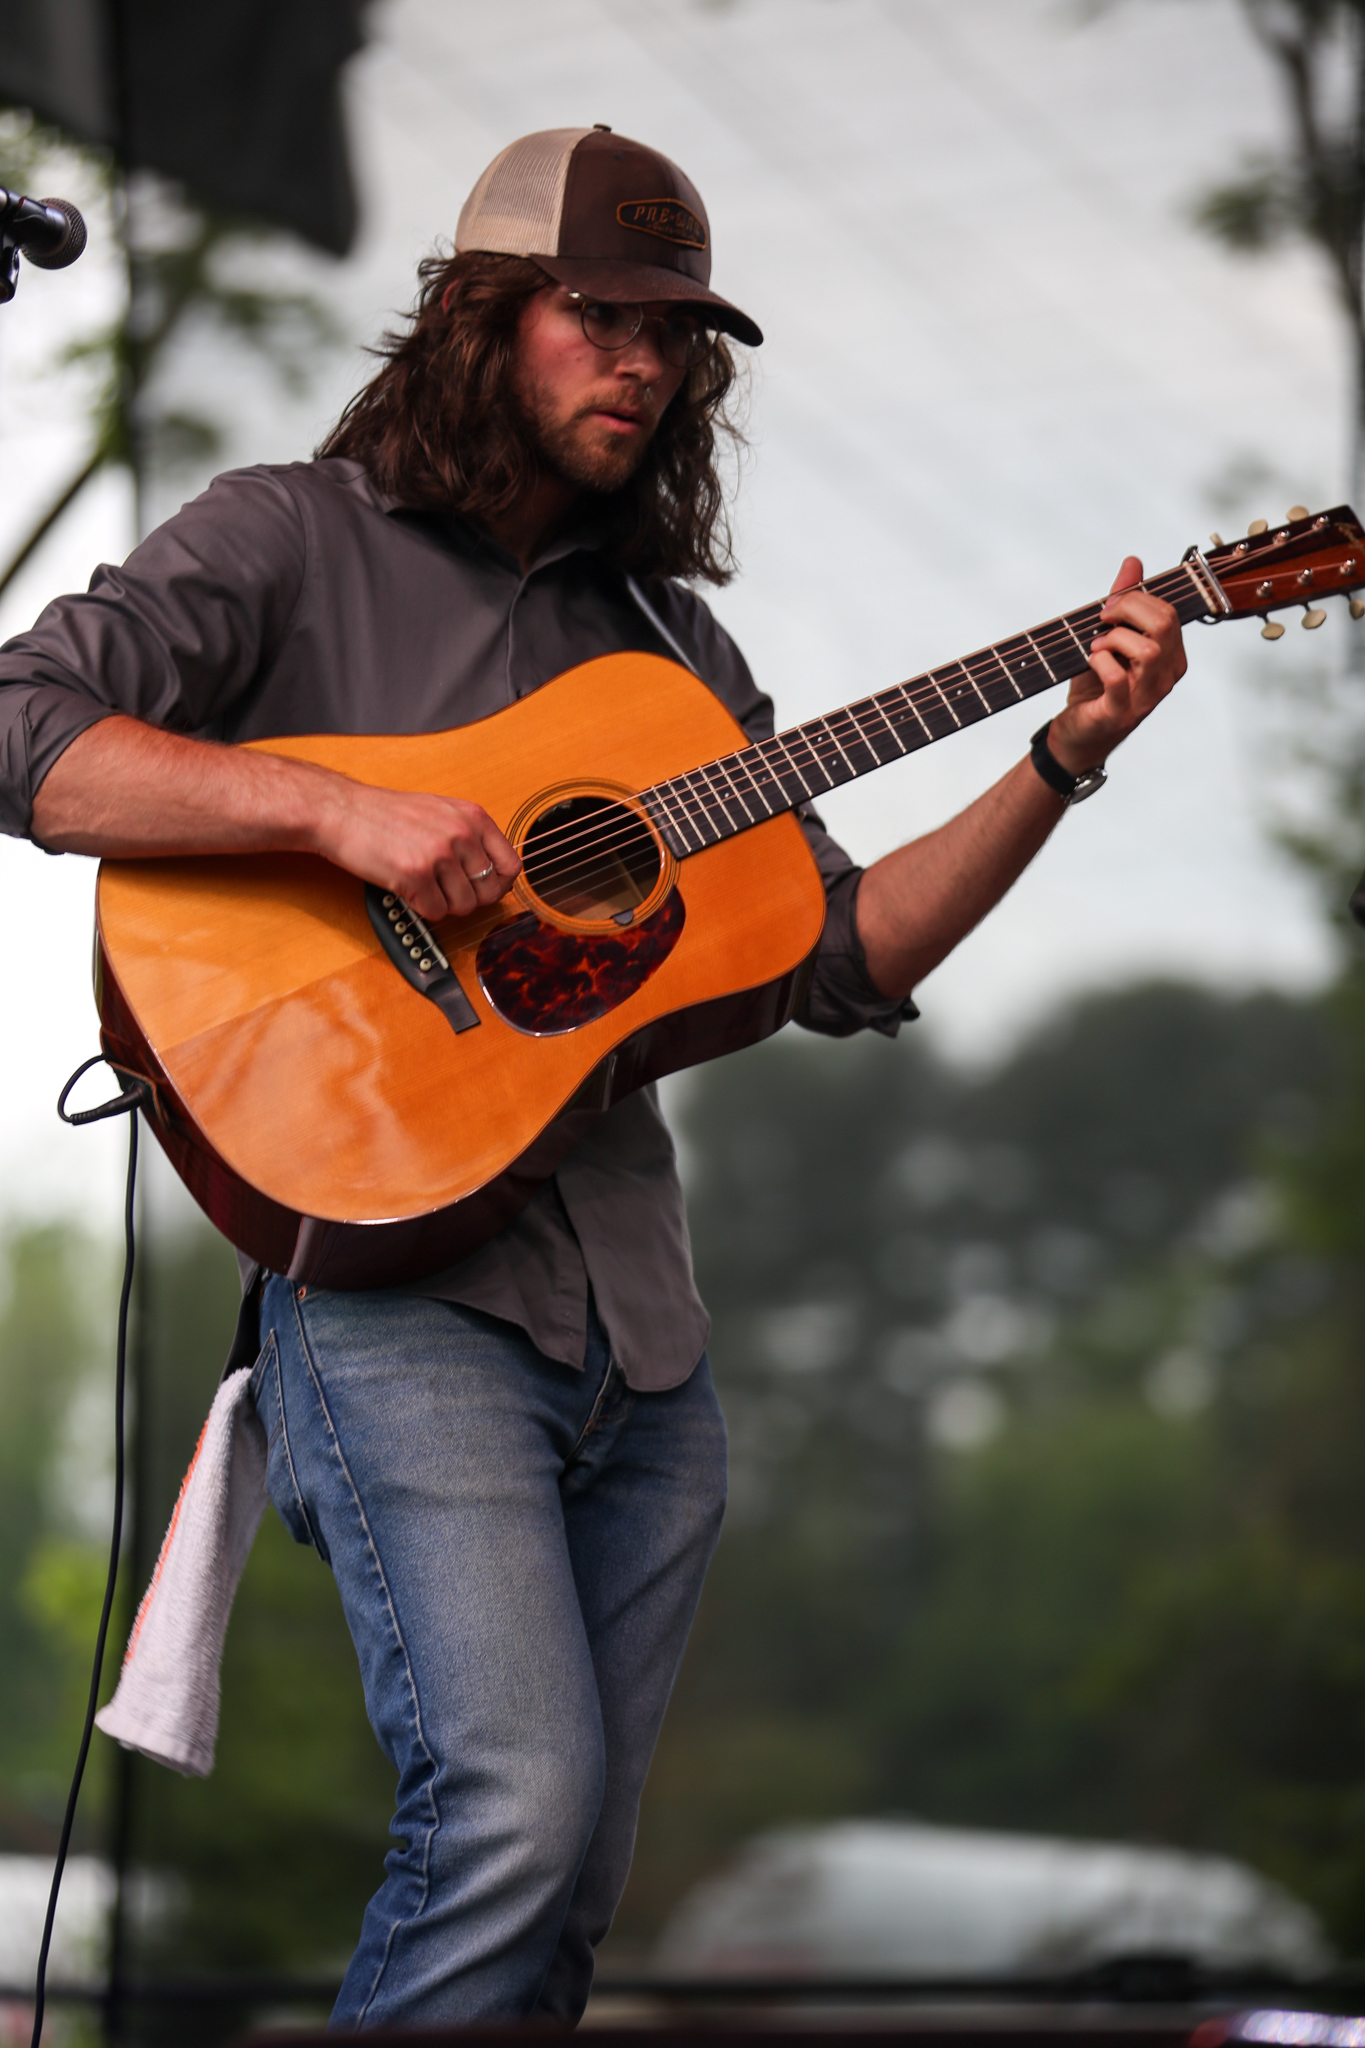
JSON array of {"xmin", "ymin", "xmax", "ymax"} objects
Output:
[
  {"xmin": 253, "ymin": 1329, "xmax": 322, "ymax": 1555},
  {"xmin": 249, "ymin": 1332, "xmax": 282, "ymax": 1448}
]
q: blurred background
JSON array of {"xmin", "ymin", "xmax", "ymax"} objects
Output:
[{"xmin": 4, "ymin": 0, "xmax": 1365, "ymax": 2039}]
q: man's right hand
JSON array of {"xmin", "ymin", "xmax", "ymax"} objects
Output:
[
  {"xmin": 315, "ymin": 779, "xmax": 520, "ymax": 921},
  {"xmin": 31, "ymin": 715, "xmax": 521, "ymax": 923}
]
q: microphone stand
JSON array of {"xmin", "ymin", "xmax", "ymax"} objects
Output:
[{"xmin": 1, "ymin": 228, "xmax": 23, "ymax": 303}]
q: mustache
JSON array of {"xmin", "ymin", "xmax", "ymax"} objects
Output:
[{"xmin": 572, "ymin": 386, "xmax": 660, "ymax": 429}]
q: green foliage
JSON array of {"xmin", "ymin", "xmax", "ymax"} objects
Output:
[
  {"xmin": 115, "ymin": 200, "xmax": 343, "ymax": 474},
  {"xmin": 1179, "ymin": 0, "xmax": 1365, "ymax": 433},
  {"xmin": 878, "ymin": 1404, "xmax": 1213, "ymax": 1827},
  {"xmin": 110, "ymin": 1217, "xmax": 393, "ymax": 1990},
  {"xmin": 0, "ymin": 106, "xmax": 56, "ymax": 195},
  {"xmin": 0, "ymin": 112, "xmax": 343, "ymax": 594},
  {"xmin": 1195, "ymin": 158, "xmax": 1301, "ymax": 251},
  {"xmin": 0, "ymin": 1223, "xmax": 114, "ymax": 1849},
  {"xmin": 1098, "ymin": 4, "xmax": 1365, "ymax": 497},
  {"xmin": 610, "ymin": 982, "xmax": 1358, "ymax": 1955},
  {"xmin": 22, "ymin": 1537, "xmax": 110, "ymax": 1661}
]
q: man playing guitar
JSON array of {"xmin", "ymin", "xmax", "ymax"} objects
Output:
[{"xmin": 0, "ymin": 127, "xmax": 1184, "ymax": 2028}]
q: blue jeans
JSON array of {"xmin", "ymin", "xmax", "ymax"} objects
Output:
[{"xmin": 251, "ymin": 1274, "xmax": 727, "ymax": 2030}]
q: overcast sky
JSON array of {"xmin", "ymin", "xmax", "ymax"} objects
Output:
[{"xmin": 0, "ymin": 0, "xmax": 1352, "ymax": 1226}]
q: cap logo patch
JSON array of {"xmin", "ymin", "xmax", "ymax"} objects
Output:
[{"xmin": 616, "ymin": 198, "xmax": 707, "ymax": 250}]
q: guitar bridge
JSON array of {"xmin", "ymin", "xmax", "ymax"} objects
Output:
[{"xmin": 365, "ymin": 885, "xmax": 480, "ymax": 1034}]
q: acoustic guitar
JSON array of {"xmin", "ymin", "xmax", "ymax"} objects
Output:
[{"xmin": 94, "ymin": 507, "xmax": 1364, "ymax": 1287}]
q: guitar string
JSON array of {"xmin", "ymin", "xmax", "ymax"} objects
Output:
[
  {"xmin": 518, "ymin": 534, "xmax": 1349, "ymax": 893},
  {"xmin": 518, "ymin": 616, "xmax": 1115, "ymax": 891},
  {"xmin": 520, "ymin": 669, "xmax": 1086, "ymax": 901},
  {"xmin": 517, "ymin": 588, "xmax": 1152, "ymax": 867},
  {"xmin": 517, "ymin": 556, "xmax": 1235, "ymax": 879},
  {"xmin": 500, "ymin": 541, "xmax": 1314, "ymax": 897},
  {"xmin": 523, "ymin": 526, "xmax": 1342, "ymax": 875},
  {"xmin": 508, "ymin": 569, "xmax": 1200, "ymax": 876},
  {"xmin": 524, "ymin": 819, "xmax": 658, "ymax": 892},
  {"xmin": 518, "ymin": 592, "xmax": 1204, "ymax": 897},
  {"xmin": 516, "ymin": 573, "xmax": 1202, "ymax": 894}
]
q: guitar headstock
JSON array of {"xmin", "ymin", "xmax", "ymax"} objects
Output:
[{"xmin": 1200, "ymin": 506, "xmax": 1365, "ymax": 634}]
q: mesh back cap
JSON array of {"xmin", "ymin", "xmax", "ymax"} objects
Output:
[{"xmin": 456, "ymin": 125, "xmax": 762, "ymax": 346}]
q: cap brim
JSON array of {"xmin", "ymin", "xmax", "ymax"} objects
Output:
[{"xmin": 532, "ymin": 256, "xmax": 763, "ymax": 347}]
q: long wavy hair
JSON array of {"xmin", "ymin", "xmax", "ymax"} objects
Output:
[{"xmin": 318, "ymin": 250, "xmax": 747, "ymax": 585}]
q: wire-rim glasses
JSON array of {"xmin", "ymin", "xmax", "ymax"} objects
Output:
[{"xmin": 569, "ymin": 294, "xmax": 714, "ymax": 370}]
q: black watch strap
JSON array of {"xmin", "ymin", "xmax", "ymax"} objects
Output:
[{"xmin": 1030, "ymin": 722, "xmax": 1107, "ymax": 805}]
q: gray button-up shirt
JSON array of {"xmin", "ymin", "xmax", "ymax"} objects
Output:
[{"xmin": 0, "ymin": 457, "xmax": 915, "ymax": 1388}]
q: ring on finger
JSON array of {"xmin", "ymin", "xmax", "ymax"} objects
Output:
[{"xmin": 470, "ymin": 862, "xmax": 495, "ymax": 881}]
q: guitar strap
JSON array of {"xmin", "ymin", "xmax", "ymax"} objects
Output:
[
  {"xmin": 626, "ymin": 574, "xmax": 820, "ymax": 831},
  {"xmin": 625, "ymin": 574, "xmax": 700, "ymax": 677}
]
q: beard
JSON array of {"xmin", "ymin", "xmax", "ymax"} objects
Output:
[{"xmin": 511, "ymin": 370, "xmax": 659, "ymax": 496}]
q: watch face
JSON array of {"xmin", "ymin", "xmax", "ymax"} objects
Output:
[{"xmin": 1070, "ymin": 767, "xmax": 1108, "ymax": 805}]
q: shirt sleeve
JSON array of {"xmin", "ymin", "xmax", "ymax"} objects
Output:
[
  {"xmin": 0, "ymin": 465, "xmax": 307, "ymax": 837},
  {"xmin": 638, "ymin": 578, "xmax": 918, "ymax": 1039}
]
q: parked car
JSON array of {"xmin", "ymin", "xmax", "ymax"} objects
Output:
[{"xmin": 654, "ymin": 1821, "xmax": 1329, "ymax": 1982}]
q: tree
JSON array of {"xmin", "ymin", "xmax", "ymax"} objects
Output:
[
  {"xmin": 1178, "ymin": 2, "xmax": 1365, "ymax": 504},
  {"xmin": 610, "ymin": 983, "xmax": 1338, "ymax": 1956},
  {"xmin": 0, "ymin": 1224, "xmax": 115, "ymax": 1850},
  {"xmin": 0, "ymin": 107, "xmax": 340, "ymax": 594}
]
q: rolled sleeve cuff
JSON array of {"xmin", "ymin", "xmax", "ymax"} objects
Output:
[
  {"xmin": 0, "ymin": 680, "xmax": 119, "ymax": 838},
  {"xmin": 797, "ymin": 864, "xmax": 919, "ymax": 1039}
]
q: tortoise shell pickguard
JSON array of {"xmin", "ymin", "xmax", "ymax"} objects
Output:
[{"xmin": 476, "ymin": 890, "xmax": 686, "ymax": 1036}]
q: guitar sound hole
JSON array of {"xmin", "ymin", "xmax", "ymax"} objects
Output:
[{"xmin": 520, "ymin": 795, "xmax": 661, "ymax": 923}]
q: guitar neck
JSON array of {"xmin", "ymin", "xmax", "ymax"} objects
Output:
[{"xmin": 640, "ymin": 556, "xmax": 1219, "ymax": 857}]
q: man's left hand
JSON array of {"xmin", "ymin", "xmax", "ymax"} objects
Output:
[{"xmin": 1047, "ymin": 556, "xmax": 1187, "ymax": 777}]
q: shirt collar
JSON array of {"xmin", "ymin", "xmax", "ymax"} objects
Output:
[{"xmin": 374, "ymin": 479, "xmax": 612, "ymax": 579}]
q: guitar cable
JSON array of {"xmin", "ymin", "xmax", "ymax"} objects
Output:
[{"xmin": 31, "ymin": 1057, "xmax": 149, "ymax": 2048}]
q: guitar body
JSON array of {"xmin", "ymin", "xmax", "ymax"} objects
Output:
[{"xmin": 94, "ymin": 653, "xmax": 827, "ymax": 1288}]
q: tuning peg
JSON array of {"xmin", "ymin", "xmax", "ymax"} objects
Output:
[
  {"xmin": 1209, "ymin": 532, "xmax": 1225, "ymax": 547},
  {"xmin": 1303, "ymin": 606, "xmax": 1327, "ymax": 629},
  {"xmin": 1248, "ymin": 518, "xmax": 1269, "ymax": 535},
  {"xmin": 1262, "ymin": 619, "xmax": 1286, "ymax": 639},
  {"xmin": 1287, "ymin": 505, "xmax": 1310, "ymax": 522},
  {"xmin": 1351, "ymin": 597, "xmax": 1365, "ymax": 620}
]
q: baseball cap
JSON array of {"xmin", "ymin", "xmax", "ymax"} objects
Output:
[{"xmin": 455, "ymin": 126, "xmax": 763, "ymax": 347}]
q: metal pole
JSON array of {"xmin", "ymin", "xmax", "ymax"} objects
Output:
[
  {"xmin": 103, "ymin": 4, "xmax": 147, "ymax": 2035},
  {"xmin": 104, "ymin": 1168, "xmax": 149, "ymax": 2046}
]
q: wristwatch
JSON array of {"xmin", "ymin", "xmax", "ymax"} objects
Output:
[{"xmin": 1030, "ymin": 722, "xmax": 1107, "ymax": 805}]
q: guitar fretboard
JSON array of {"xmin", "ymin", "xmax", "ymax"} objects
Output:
[{"xmin": 640, "ymin": 560, "xmax": 1216, "ymax": 857}]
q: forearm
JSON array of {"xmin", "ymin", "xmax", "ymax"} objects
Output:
[
  {"xmin": 29, "ymin": 712, "xmax": 520, "ymax": 923},
  {"xmin": 856, "ymin": 755, "xmax": 1064, "ymax": 998},
  {"xmin": 855, "ymin": 551, "xmax": 1191, "ymax": 1000},
  {"xmin": 31, "ymin": 715, "xmax": 342, "ymax": 857}
]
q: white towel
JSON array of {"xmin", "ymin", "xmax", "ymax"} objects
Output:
[{"xmin": 95, "ymin": 1365, "xmax": 268, "ymax": 1778}]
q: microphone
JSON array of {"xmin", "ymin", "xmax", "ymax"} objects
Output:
[{"xmin": 0, "ymin": 189, "xmax": 87, "ymax": 270}]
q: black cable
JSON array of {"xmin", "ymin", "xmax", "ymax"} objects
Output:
[{"xmin": 32, "ymin": 1059, "xmax": 148, "ymax": 2048}]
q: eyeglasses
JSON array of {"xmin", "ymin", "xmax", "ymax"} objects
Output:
[{"xmin": 568, "ymin": 294, "xmax": 714, "ymax": 370}]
